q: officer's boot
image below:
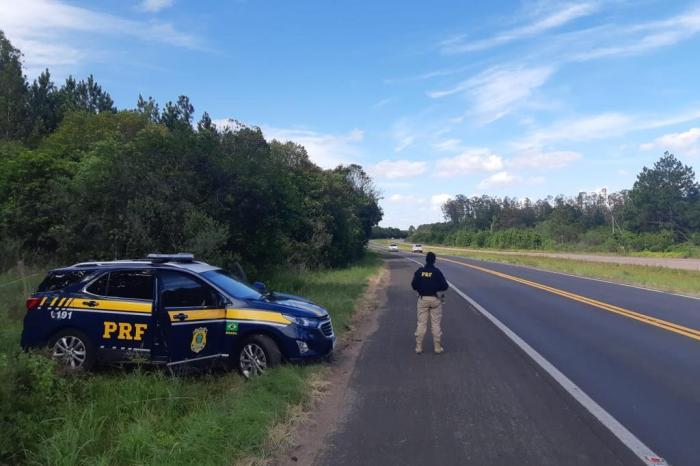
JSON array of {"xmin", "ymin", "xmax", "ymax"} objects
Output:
[
  {"xmin": 415, "ymin": 336, "xmax": 423, "ymax": 354},
  {"xmin": 434, "ymin": 337, "xmax": 444, "ymax": 354}
]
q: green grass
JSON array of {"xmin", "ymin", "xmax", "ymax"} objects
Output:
[
  {"xmin": 412, "ymin": 245, "xmax": 700, "ymax": 297},
  {"xmin": 0, "ymin": 252, "xmax": 383, "ymax": 465}
]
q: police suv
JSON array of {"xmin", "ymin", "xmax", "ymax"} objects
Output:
[{"xmin": 21, "ymin": 254, "xmax": 335, "ymax": 377}]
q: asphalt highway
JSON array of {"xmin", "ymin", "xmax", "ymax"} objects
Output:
[{"xmin": 317, "ymin": 251, "xmax": 700, "ymax": 466}]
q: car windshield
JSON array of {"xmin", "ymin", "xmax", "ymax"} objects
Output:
[{"xmin": 202, "ymin": 270, "xmax": 262, "ymax": 301}]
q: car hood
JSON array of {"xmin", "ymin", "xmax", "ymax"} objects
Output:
[{"xmin": 249, "ymin": 292, "xmax": 329, "ymax": 319}]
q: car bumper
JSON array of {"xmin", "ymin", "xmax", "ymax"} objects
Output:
[{"xmin": 281, "ymin": 321, "xmax": 336, "ymax": 361}]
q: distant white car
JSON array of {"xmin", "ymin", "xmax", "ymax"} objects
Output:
[
  {"xmin": 389, "ymin": 243, "xmax": 398, "ymax": 252},
  {"xmin": 412, "ymin": 244, "xmax": 423, "ymax": 253}
]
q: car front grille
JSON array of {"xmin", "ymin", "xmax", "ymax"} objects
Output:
[{"xmin": 320, "ymin": 320, "xmax": 333, "ymax": 337}]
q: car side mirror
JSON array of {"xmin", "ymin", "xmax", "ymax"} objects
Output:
[{"xmin": 253, "ymin": 281, "xmax": 268, "ymax": 294}]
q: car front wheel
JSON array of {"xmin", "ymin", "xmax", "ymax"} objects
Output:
[{"xmin": 236, "ymin": 334, "xmax": 281, "ymax": 378}]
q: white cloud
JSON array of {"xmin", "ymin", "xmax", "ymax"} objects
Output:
[
  {"xmin": 478, "ymin": 171, "xmax": 521, "ymax": 189},
  {"xmin": 643, "ymin": 109, "xmax": 700, "ymax": 130},
  {"xmin": 371, "ymin": 98, "xmax": 394, "ymax": 109},
  {"xmin": 263, "ymin": 126, "xmax": 364, "ymax": 169},
  {"xmin": 391, "ymin": 118, "xmax": 417, "ymax": 152},
  {"xmin": 527, "ymin": 176, "xmax": 546, "ymax": 185},
  {"xmin": 0, "ymin": 0, "xmax": 200, "ymax": 71},
  {"xmin": 429, "ymin": 65, "xmax": 555, "ymax": 124},
  {"xmin": 138, "ymin": 0, "xmax": 174, "ymax": 13},
  {"xmin": 572, "ymin": 7, "xmax": 700, "ymax": 61},
  {"xmin": 523, "ymin": 113, "xmax": 634, "ymax": 145},
  {"xmin": 434, "ymin": 139, "xmax": 462, "ymax": 151},
  {"xmin": 377, "ymin": 181, "xmax": 414, "ymax": 189},
  {"xmin": 442, "ymin": 2, "xmax": 598, "ymax": 53},
  {"xmin": 640, "ymin": 127, "xmax": 700, "ymax": 157},
  {"xmin": 509, "ymin": 150, "xmax": 582, "ymax": 169},
  {"xmin": 384, "ymin": 64, "xmax": 478, "ymax": 84},
  {"xmin": 519, "ymin": 108, "xmax": 700, "ymax": 147},
  {"xmin": 435, "ymin": 149, "xmax": 504, "ymax": 177},
  {"xmin": 387, "ymin": 194, "xmax": 424, "ymax": 204},
  {"xmin": 369, "ymin": 160, "xmax": 427, "ymax": 179},
  {"xmin": 212, "ymin": 118, "xmax": 247, "ymax": 132},
  {"xmin": 430, "ymin": 193, "xmax": 452, "ymax": 211}
]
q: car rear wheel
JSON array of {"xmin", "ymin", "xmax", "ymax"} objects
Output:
[
  {"xmin": 236, "ymin": 334, "xmax": 281, "ymax": 378},
  {"xmin": 49, "ymin": 329, "xmax": 96, "ymax": 371}
]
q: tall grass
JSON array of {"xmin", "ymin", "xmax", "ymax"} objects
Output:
[{"xmin": 1, "ymin": 253, "xmax": 382, "ymax": 465}]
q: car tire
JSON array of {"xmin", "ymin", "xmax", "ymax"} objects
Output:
[
  {"xmin": 236, "ymin": 334, "xmax": 281, "ymax": 378},
  {"xmin": 48, "ymin": 328, "xmax": 97, "ymax": 371}
]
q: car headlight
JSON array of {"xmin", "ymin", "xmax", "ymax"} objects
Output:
[{"xmin": 283, "ymin": 314, "xmax": 318, "ymax": 328}]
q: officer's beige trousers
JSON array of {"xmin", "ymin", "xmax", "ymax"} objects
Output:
[{"xmin": 415, "ymin": 296, "xmax": 442, "ymax": 345}]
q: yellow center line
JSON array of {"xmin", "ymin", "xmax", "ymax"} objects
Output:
[{"xmin": 440, "ymin": 256, "xmax": 700, "ymax": 342}]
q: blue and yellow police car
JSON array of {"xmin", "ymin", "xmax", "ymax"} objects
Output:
[{"xmin": 21, "ymin": 253, "xmax": 335, "ymax": 377}]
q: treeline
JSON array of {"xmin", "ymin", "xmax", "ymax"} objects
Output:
[
  {"xmin": 410, "ymin": 153, "xmax": 700, "ymax": 254},
  {"xmin": 0, "ymin": 31, "xmax": 382, "ymax": 274},
  {"xmin": 371, "ymin": 226, "xmax": 409, "ymax": 239}
]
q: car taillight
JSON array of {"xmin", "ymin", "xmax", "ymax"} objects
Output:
[{"xmin": 26, "ymin": 297, "xmax": 42, "ymax": 311}]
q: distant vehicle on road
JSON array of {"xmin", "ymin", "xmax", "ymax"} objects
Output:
[
  {"xmin": 412, "ymin": 244, "xmax": 423, "ymax": 253},
  {"xmin": 389, "ymin": 243, "xmax": 399, "ymax": 252},
  {"xmin": 21, "ymin": 253, "xmax": 335, "ymax": 377}
]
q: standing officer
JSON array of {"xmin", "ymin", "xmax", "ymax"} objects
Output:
[{"xmin": 411, "ymin": 252, "xmax": 449, "ymax": 354}]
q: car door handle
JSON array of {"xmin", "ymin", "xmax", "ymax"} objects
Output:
[
  {"xmin": 174, "ymin": 313, "xmax": 188, "ymax": 321},
  {"xmin": 82, "ymin": 300, "xmax": 98, "ymax": 307}
]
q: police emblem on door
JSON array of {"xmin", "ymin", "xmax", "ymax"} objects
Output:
[{"xmin": 191, "ymin": 327, "xmax": 208, "ymax": 353}]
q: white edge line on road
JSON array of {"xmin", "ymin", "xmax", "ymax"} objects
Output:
[{"xmin": 402, "ymin": 253, "xmax": 668, "ymax": 466}]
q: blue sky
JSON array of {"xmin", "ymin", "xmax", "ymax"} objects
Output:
[{"xmin": 3, "ymin": 0, "xmax": 700, "ymax": 228}]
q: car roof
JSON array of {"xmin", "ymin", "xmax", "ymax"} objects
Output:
[{"xmin": 53, "ymin": 260, "xmax": 220, "ymax": 274}]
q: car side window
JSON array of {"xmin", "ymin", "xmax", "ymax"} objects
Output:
[
  {"xmin": 159, "ymin": 270, "xmax": 220, "ymax": 308},
  {"xmin": 86, "ymin": 270, "xmax": 154, "ymax": 300},
  {"xmin": 86, "ymin": 273, "xmax": 108, "ymax": 295},
  {"xmin": 38, "ymin": 270, "xmax": 92, "ymax": 292}
]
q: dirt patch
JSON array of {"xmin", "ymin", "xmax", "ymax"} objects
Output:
[{"xmin": 236, "ymin": 263, "xmax": 390, "ymax": 466}]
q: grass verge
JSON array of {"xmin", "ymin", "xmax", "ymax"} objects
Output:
[
  {"xmin": 1, "ymin": 252, "xmax": 382, "ymax": 465},
  {"xmin": 410, "ymin": 245, "xmax": 700, "ymax": 297}
]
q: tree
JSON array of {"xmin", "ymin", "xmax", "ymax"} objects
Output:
[
  {"xmin": 28, "ymin": 69, "xmax": 60, "ymax": 141},
  {"xmin": 58, "ymin": 75, "xmax": 115, "ymax": 114},
  {"xmin": 625, "ymin": 152, "xmax": 700, "ymax": 239},
  {"xmin": 161, "ymin": 95, "xmax": 194, "ymax": 130},
  {"xmin": 0, "ymin": 35, "xmax": 385, "ymax": 273},
  {"xmin": 0, "ymin": 30, "xmax": 29, "ymax": 140},
  {"xmin": 197, "ymin": 111, "xmax": 215, "ymax": 132},
  {"xmin": 136, "ymin": 95, "xmax": 160, "ymax": 123}
]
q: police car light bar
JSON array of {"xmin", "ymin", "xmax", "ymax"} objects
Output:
[{"xmin": 146, "ymin": 253, "xmax": 195, "ymax": 263}]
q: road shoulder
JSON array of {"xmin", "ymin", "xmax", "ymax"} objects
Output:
[
  {"xmin": 315, "ymin": 256, "xmax": 644, "ymax": 466},
  {"xmin": 267, "ymin": 261, "xmax": 390, "ymax": 466}
]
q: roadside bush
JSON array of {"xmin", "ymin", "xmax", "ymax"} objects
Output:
[
  {"xmin": 0, "ymin": 349, "xmax": 68, "ymax": 463},
  {"xmin": 578, "ymin": 227, "xmax": 611, "ymax": 249},
  {"xmin": 691, "ymin": 232, "xmax": 700, "ymax": 246},
  {"xmin": 447, "ymin": 229, "xmax": 474, "ymax": 247},
  {"xmin": 486, "ymin": 228, "xmax": 543, "ymax": 249},
  {"xmin": 618, "ymin": 230, "xmax": 674, "ymax": 252},
  {"xmin": 470, "ymin": 230, "xmax": 488, "ymax": 248}
]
